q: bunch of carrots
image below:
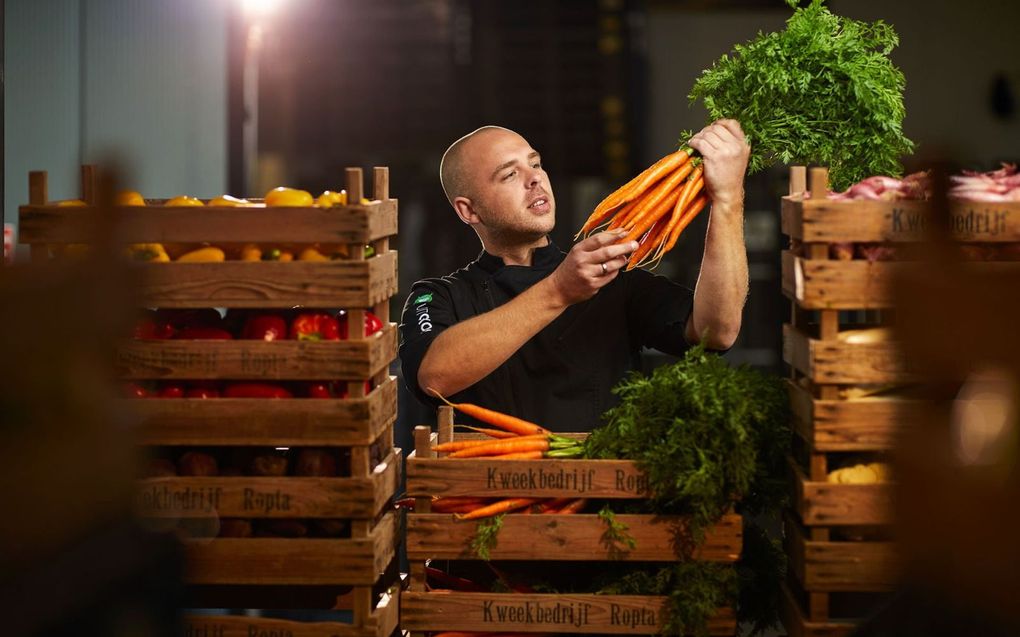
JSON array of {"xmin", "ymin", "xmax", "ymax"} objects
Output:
[
  {"xmin": 576, "ymin": 147, "xmax": 708, "ymax": 270},
  {"xmin": 422, "ymin": 389, "xmax": 587, "ymax": 519}
]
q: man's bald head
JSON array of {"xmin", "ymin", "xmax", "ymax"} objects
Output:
[{"xmin": 440, "ymin": 125, "xmax": 517, "ymax": 206}]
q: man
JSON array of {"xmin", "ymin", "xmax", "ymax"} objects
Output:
[{"xmin": 399, "ymin": 121, "xmax": 750, "ymax": 431}]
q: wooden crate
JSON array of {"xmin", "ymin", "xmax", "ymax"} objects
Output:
[
  {"xmin": 784, "ymin": 515, "xmax": 896, "ymax": 593},
  {"xmin": 133, "ymin": 376, "xmax": 397, "ymax": 447},
  {"xmin": 20, "ymin": 165, "xmax": 404, "ymax": 631},
  {"xmin": 780, "ymin": 168, "xmax": 904, "ymax": 636},
  {"xmin": 116, "ymin": 325, "xmax": 398, "ymax": 381},
  {"xmin": 402, "ymin": 410, "xmax": 739, "ymax": 636},
  {"xmin": 17, "ymin": 166, "xmax": 399, "ymax": 309},
  {"xmin": 402, "ymin": 592, "xmax": 737, "ymax": 635}
]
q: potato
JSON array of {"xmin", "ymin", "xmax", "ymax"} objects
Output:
[
  {"xmin": 294, "ymin": 448, "xmax": 338, "ymax": 477},
  {"xmin": 219, "ymin": 519, "xmax": 253, "ymax": 538},
  {"xmin": 178, "ymin": 451, "xmax": 218, "ymax": 476},
  {"xmin": 249, "ymin": 451, "xmax": 288, "ymax": 477},
  {"xmin": 311, "ymin": 519, "xmax": 349, "ymax": 538},
  {"xmin": 258, "ymin": 520, "xmax": 308, "ymax": 538}
]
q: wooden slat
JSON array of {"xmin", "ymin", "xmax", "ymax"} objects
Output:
[
  {"xmin": 406, "ymin": 512, "xmax": 741, "ymax": 562},
  {"xmin": 781, "ymin": 196, "xmax": 1020, "ymax": 243},
  {"xmin": 116, "ymin": 324, "xmax": 397, "ymax": 380},
  {"xmin": 791, "ymin": 458, "xmax": 893, "ymax": 526},
  {"xmin": 785, "ymin": 516, "xmax": 897, "ymax": 592},
  {"xmin": 182, "ymin": 590, "xmax": 398, "ymax": 637},
  {"xmin": 780, "ymin": 584, "xmax": 855, "ymax": 637},
  {"xmin": 788, "ymin": 380, "xmax": 910, "ymax": 451},
  {"xmin": 137, "ymin": 449, "xmax": 399, "ymax": 519},
  {"xmin": 133, "ymin": 251, "xmax": 398, "ymax": 308},
  {"xmin": 782, "ymin": 251, "xmax": 898, "ymax": 309},
  {"xmin": 17, "ymin": 199, "xmax": 398, "ymax": 244},
  {"xmin": 184, "ymin": 511, "xmax": 397, "ymax": 585},
  {"xmin": 406, "ymin": 458, "xmax": 650, "ymax": 499},
  {"xmin": 400, "ymin": 592, "xmax": 735, "ymax": 635},
  {"xmin": 132, "ymin": 376, "xmax": 397, "ymax": 446},
  {"xmin": 783, "ymin": 324, "xmax": 914, "ymax": 385}
]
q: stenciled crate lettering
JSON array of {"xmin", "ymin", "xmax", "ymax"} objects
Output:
[{"xmin": 407, "ymin": 458, "xmax": 650, "ymax": 498}]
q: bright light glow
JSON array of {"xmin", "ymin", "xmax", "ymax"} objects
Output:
[{"xmin": 242, "ymin": 0, "xmax": 283, "ymax": 18}]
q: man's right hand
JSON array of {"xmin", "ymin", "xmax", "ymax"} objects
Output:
[{"xmin": 546, "ymin": 230, "xmax": 639, "ymax": 306}]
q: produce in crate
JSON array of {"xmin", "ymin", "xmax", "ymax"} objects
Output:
[
  {"xmin": 264, "ymin": 186, "xmax": 314, "ymax": 207},
  {"xmin": 165, "ymin": 195, "xmax": 204, "ymax": 207},
  {"xmin": 176, "ymin": 246, "xmax": 225, "ymax": 262},
  {"xmin": 208, "ymin": 194, "xmax": 250, "ymax": 207},
  {"xmin": 116, "ymin": 190, "xmax": 146, "ymax": 206}
]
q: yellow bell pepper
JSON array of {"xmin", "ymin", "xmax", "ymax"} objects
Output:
[
  {"xmin": 177, "ymin": 246, "xmax": 226, "ymax": 262},
  {"xmin": 240, "ymin": 244, "xmax": 262, "ymax": 261},
  {"xmin": 298, "ymin": 247, "xmax": 330, "ymax": 261},
  {"xmin": 127, "ymin": 243, "xmax": 170, "ymax": 262}
]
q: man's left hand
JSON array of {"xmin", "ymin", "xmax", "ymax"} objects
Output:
[{"xmin": 688, "ymin": 119, "xmax": 750, "ymax": 208}]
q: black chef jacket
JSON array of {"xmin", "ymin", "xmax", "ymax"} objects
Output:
[{"xmin": 398, "ymin": 240, "xmax": 695, "ymax": 432}]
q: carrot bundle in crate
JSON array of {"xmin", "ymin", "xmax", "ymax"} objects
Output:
[
  {"xmin": 778, "ymin": 165, "xmax": 1020, "ymax": 637},
  {"xmin": 401, "ymin": 407, "xmax": 742, "ymax": 637},
  {"xmin": 19, "ymin": 165, "xmax": 403, "ymax": 637}
]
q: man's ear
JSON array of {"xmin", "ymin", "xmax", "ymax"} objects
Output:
[{"xmin": 453, "ymin": 196, "xmax": 480, "ymax": 226}]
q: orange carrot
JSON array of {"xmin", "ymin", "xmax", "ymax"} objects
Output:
[
  {"xmin": 557, "ymin": 498, "xmax": 588, "ymax": 514},
  {"xmin": 456, "ymin": 497, "xmax": 540, "ymax": 520},
  {"xmin": 605, "ymin": 196, "xmax": 643, "ymax": 232},
  {"xmin": 488, "ymin": 450, "xmax": 544, "ymax": 460},
  {"xmin": 433, "ymin": 433, "xmax": 547, "ymax": 453},
  {"xmin": 430, "ymin": 496, "xmax": 489, "ymax": 513},
  {"xmin": 619, "ymin": 181, "xmax": 684, "ymax": 252},
  {"xmin": 626, "ymin": 212, "xmax": 672, "ymax": 269},
  {"xmin": 456, "ymin": 425, "xmax": 517, "ymax": 439},
  {"xmin": 428, "ymin": 389, "xmax": 547, "ymax": 436},
  {"xmin": 448, "ymin": 438, "xmax": 550, "ymax": 458},
  {"xmin": 619, "ymin": 162, "xmax": 694, "ymax": 234},
  {"xmin": 661, "ymin": 191, "xmax": 708, "ymax": 256},
  {"xmin": 536, "ymin": 498, "xmax": 574, "ymax": 513},
  {"xmin": 578, "ymin": 150, "xmax": 690, "ymax": 237}
]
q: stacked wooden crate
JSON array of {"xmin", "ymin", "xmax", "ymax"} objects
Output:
[
  {"xmin": 778, "ymin": 166, "xmax": 1020, "ymax": 636},
  {"xmin": 19, "ymin": 166, "xmax": 402, "ymax": 637},
  {"xmin": 401, "ymin": 409, "xmax": 742, "ymax": 636}
]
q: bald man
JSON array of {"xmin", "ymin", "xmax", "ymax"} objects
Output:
[{"xmin": 399, "ymin": 122, "xmax": 750, "ymax": 431}]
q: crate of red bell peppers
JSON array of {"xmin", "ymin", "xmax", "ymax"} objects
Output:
[{"xmin": 17, "ymin": 166, "xmax": 403, "ymax": 637}]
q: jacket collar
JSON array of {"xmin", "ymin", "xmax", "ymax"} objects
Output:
[{"xmin": 475, "ymin": 237, "xmax": 564, "ymax": 274}]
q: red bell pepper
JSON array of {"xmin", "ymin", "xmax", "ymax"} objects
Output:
[
  {"xmin": 242, "ymin": 313, "xmax": 288, "ymax": 341},
  {"xmin": 223, "ymin": 383, "xmax": 293, "ymax": 399},
  {"xmin": 157, "ymin": 383, "xmax": 185, "ymax": 398},
  {"xmin": 123, "ymin": 382, "xmax": 151, "ymax": 398},
  {"xmin": 305, "ymin": 382, "xmax": 333, "ymax": 398},
  {"xmin": 337, "ymin": 310, "xmax": 384, "ymax": 340},
  {"xmin": 185, "ymin": 387, "xmax": 221, "ymax": 398},
  {"xmin": 158, "ymin": 308, "xmax": 224, "ymax": 330},
  {"xmin": 329, "ymin": 380, "xmax": 373, "ymax": 398},
  {"xmin": 174, "ymin": 327, "xmax": 234, "ymax": 340},
  {"xmin": 133, "ymin": 311, "xmax": 175, "ymax": 339},
  {"xmin": 290, "ymin": 313, "xmax": 340, "ymax": 341}
]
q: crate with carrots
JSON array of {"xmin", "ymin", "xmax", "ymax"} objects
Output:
[
  {"xmin": 402, "ymin": 403, "xmax": 742, "ymax": 637},
  {"xmin": 18, "ymin": 166, "xmax": 403, "ymax": 637}
]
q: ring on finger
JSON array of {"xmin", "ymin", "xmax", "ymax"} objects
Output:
[{"xmin": 600, "ymin": 262, "xmax": 608, "ymax": 275}]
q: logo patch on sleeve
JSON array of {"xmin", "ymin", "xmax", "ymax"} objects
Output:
[{"xmin": 414, "ymin": 292, "xmax": 433, "ymax": 304}]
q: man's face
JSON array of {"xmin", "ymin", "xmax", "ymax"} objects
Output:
[{"xmin": 461, "ymin": 129, "xmax": 556, "ymax": 241}]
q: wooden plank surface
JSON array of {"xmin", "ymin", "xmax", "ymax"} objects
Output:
[
  {"xmin": 184, "ymin": 510, "xmax": 397, "ymax": 585},
  {"xmin": 786, "ymin": 516, "xmax": 897, "ymax": 592},
  {"xmin": 788, "ymin": 380, "xmax": 910, "ymax": 451},
  {"xmin": 406, "ymin": 512, "xmax": 741, "ymax": 562},
  {"xmin": 132, "ymin": 376, "xmax": 397, "ymax": 445},
  {"xmin": 135, "ymin": 250, "xmax": 397, "ymax": 308},
  {"xmin": 792, "ymin": 459, "xmax": 893, "ymax": 527},
  {"xmin": 781, "ymin": 196, "xmax": 1019, "ymax": 243},
  {"xmin": 116, "ymin": 324, "xmax": 397, "ymax": 380},
  {"xmin": 406, "ymin": 457, "xmax": 650, "ymax": 499},
  {"xmin": 182, "ymin": 590, "xmax": 398, "ymax": 637},
  {"xmin": 782, "ymin": 251, "xmax": 897, "ymax": 309},
  {"xmin": 17, "ymin": 199, "xmax": 398, "ymax": 244},
  {"xmin": 137, "ymin": 449, "xmax": 399, "ymax": 519},
  {"xmin": 780, "ymin": 584, "xmax": 855, "ymax": 637},
  {"xmin": 783, "ymin": 324, "xmax": 915, "ymax": 385},
  {"xmin": 400, "ymin": 592, "xmax": 735, "ymax": 635}
]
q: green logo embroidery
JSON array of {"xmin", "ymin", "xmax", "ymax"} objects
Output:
[{"xmin": 414, "ymin": 293, "xmax": 433, "ymax": 304}]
